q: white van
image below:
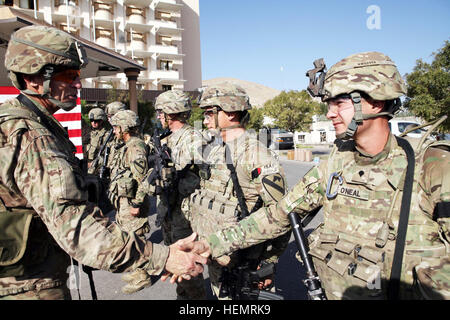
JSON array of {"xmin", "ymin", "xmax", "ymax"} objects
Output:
[{"xmin": 388, "ymin": 119, "xmax": 425, "ymax": 138}]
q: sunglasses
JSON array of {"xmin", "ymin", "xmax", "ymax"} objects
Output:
[{"xmin": 52, "ymin": 69, "xmax": 81, "ymax": 84}]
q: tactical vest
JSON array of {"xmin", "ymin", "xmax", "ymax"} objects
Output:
[
  {"xmin": 108, "ymin": 138, "xmax": 144, "ymax": 203},
  {"xmin": 189, "ymin": 134, "xmax": 268, "ymax": 263},
  {"xmin": 86, "ymin": 127, "xmax": 108, "ymax": 161},
  {"xmin": 307, "ymin": 136, "xmax": 449, "ymax": 299},
  {"xmin": 0, "ymin": 105, "xmax": 68, "ymax": 279},
  {"xmin": 166, "ymin": 125, "xmax": 201, "ymax": 198}
]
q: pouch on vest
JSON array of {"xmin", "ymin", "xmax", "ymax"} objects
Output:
[
  {"xmin": 117, "ymin": 177, "xmax": 137, "ymax": 198},
  {"xmin": 0, "ymin": 209, "xmax": 33, "ymax": 277}
]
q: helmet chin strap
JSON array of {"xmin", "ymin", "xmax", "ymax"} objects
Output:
[
  {"xmin": 336, "ymin": 92, "xmax": 397, "ymax": 140},
  {"xmin": 21, "ymin": 65, "xmax": 76, "ymax": 111}
]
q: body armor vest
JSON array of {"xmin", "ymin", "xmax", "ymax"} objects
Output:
[{"xmin": 308, "ymin": 136, "xmax": 448, "ymax": 299}]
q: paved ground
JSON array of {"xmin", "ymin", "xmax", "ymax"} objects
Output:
[{"xmin": 70, "ymin": 149, "xmax": 329, "ymax": 300}]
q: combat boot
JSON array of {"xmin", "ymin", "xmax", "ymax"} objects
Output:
[{"xmin": 121, "ymin": 269, "xmax": 152, "ymax": 294}]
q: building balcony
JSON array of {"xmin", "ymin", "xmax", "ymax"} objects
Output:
[
  {"xmin": 150, "ymin": 69, "xmax": 179, "ymax": 80},
  {"xmin": 128, "ymin": 13, "xmax": 145, "ymax": 25},
  {"xmin": 94, "ymin": 1, "xmax": 113, "ymax": 20},
  {"xmin": 153, "ymin": 19, "xmax": 178, "ymax": 30},
  {"xmin": 56, "ymin": 1, "xmax": 79, "ymax": 16},
  {"xmin": 127, "ymin": 39, "xmax": 147, "ymax": 52},
  {"xmin": 123, "ymin": 0, "xmax": 152, "ymax": 7},
  {"xmin": 153, "ymin": 0, "xmax": 183, "ymax": 12},
  {"xmin": 148, "ymin": 44, "xmax": 180, "ymax": 56}
]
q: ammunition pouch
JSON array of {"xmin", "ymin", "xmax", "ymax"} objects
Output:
[
  {"xmin": 116, "ymin": 177, "xmax": 137, "ymax": 198},
  {"xmin": 199, "ymin": 163, "xmax": 211, "ymax": 180},
  {"xmin": 306, "ymin": 229, "xmax": 448, "ymax": 299},
  {"xmin": 0, "ymin": 208, "xmax": 51, "ymax": 278}
]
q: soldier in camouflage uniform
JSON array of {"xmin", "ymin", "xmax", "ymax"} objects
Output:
[
  {"xmin": 134, "ymin": 90, "xmax": 207, "ymax": 299},
  {"xmin": 88, "ymin": 101, "xmax": 128, "ymax": 175},
  {"xmin": 0, "ymin": 25, "xmax": 207, "ymax": 300},
  {"xmin": 199, "ymin": 53, "xmax": 450, "ymax": 300},
  {"xmin": 184, "ymin": 83, "xmax": 290, "ymax": 299},
  {"xmin": 107, "ymin": 110, "xmax": 153, "ymax": 294},
  {"xmin": 85, "ymin": 108, "xmax": 108, "ymax": 169}
]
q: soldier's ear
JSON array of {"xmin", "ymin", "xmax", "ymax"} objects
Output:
[{"xmin": 22, "ymin": 74, "xmax": 44, "ymax": 89}]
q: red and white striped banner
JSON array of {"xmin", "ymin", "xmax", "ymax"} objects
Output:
[
  {"xmin": 54, "ymin": 90, "xmax": 83, "ymax": 159},
  {"xmin": 0, "ymin": 86, "xmax": 84, "ymax": 159}
]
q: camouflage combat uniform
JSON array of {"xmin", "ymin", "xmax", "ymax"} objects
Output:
[
  {"xmin": 108, "ymin": 111, "xmax": 150, "ymax": 235},
  {"xmin": 85, "ymin": 108, "xmax": 108, "ymax": 167},
  {"xmin": 185, "ymin": 83, "xmax": 290, "ymax": 299},
  {"xmin": 204, "ymin": 53, "xmax": 450, "ymax": 300},
  {"xmin": 136, "ymin": 90, "xmax": 207, "ymax": 299},
  {"xmin": 0, "ymin": 26, "xmax": 168, "ymax": 300}
]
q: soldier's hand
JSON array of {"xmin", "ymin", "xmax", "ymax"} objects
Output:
[
  {"xmin": 164, "ymin": 233, "xmax": 207, "ymax": 278},
  {"xmin": 175, "ymin": 234, "xmax": 211, "ymax": 259},
  {"xmin": 216, "ymin": 255, "xmax": 231, "ymax": 266},
  {"xmin": 160, "ymin": 272, "xmax": 191, "ymax": 284}
]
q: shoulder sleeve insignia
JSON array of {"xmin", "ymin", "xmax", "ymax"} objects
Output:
[{"xmin": 261, "ymin": 173, "xmax": 286, "ymax": 202}]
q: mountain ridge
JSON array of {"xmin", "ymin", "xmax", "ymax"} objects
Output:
[{"xmin": 202, "ymin": 77, "xmax": 281, "ymax": 109}]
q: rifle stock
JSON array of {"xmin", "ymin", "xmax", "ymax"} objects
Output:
[
  {"xmin": 147, "ymin": 128, "xmax": 174, "ymax": 226},
  {"xmin": 90, "ymin": 128, "xmax": 114, "ymax": 171}
]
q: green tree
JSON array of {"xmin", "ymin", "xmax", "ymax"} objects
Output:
[
  {"xmin": 404, "ymin": 40, "xmax": 450, "ymax": 132},
  {"xmin": 262, "ymin": 90, "xmax": 321, "ymax": 132},
  {"xmin": 187, "ymin": 107, "xmax": 204, "ymax": 129},
  {"xmin": 247, "ymin": 108, "xmax": 264, "ymax": 131}
]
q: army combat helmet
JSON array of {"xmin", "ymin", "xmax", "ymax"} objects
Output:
[
  {"xmin": 155, "ymin": 89, "xmax": 192, "ymax": 113},
  {"xmin": 5, "ymin": 25, "xmax": 88, "ymax": 111},
  {"xmin": 106, "ymin": 101, "xmax": 127, "ymax": 120},
  {"xmin": 199, "ymin": 82, "xmax": 252, "ymax": 130},
  {"xmin": 88, "ymin": 108, "xmax": 107, "ymax": 122},
  {"xmin": 110, "ymin": 110, "xmax": 140, "ymax": 133},
  {"xmin": 306, "ymin": 52, "xmax": 407, "ymax": 140}
]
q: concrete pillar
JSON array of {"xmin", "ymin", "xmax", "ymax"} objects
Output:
[{"xmin": 125, "ymin": 68, "xmax": 140, "ymax": 113}]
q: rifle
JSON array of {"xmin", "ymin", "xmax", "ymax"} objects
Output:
[
  {"xmin": 217, "ymin": 144, "xmax": 284, "ymax": 300},
  {"xmin": 90, "ymin": 128, "xmax": 114, "ymax": 174},
  {"xmin": 219, "ymin": 262, "xmax": 284, "ymax": 300},
  {"xmin": 146, "ymin": 128, "xmax": 174, "ymax": 226},
  {"xmin": 288, "ymin": 208, "xmax": 327, "ymax": 300}
]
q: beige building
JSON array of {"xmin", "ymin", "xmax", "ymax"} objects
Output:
[{"xmin": 0, "ymin": 0, "xmax": 202, "ymax": 91}]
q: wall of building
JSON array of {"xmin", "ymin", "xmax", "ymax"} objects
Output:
[
  {"xmin": 180, "ymin": 0, "xmax": 201, "ymax": 91},
  {"xmin": 6, "ymin": 0, "xmax": 202, "ymax": 92}
]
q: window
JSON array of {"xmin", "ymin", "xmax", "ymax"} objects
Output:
[
  {"xmin": 162, "ymin": 85, "xmax": 172, "ymax": 91},
  {"xmin": 397, "ymin": 122, "xmax": 423, "ymax": 134},
  {"xmin": 160, "ymin": 60, "xmax": 172, "ymax": 71},
  {"xmin": 297, "ymin": 134, "xmax": 305, "ymax": 143},
  {"xmin": 0, "ymin": 0, "xmax": 14, "ymax": 6},
  {"xmin": 320, "ymin": 131, "xmax": 327, "ymax": 143}
]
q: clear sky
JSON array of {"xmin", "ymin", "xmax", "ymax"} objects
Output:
[{"xmin": 199, "ymin": 0, "xmax": 450, "ymax": 91}]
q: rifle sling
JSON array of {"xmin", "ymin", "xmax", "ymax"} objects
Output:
[
  {"xmin": 387, "ymin": 136, "xmax": 415, "ymax": 300},
  {"xmin": 224, "ymin": 143, "xmax": 249, "ymax": 218},
  {"xmin": 17, "ymin": 94, "xmax": 73, "ymax": 148}
]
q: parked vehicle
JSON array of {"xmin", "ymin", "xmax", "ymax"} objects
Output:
[
  {"xmin": 388, "ymin": 119, "xmax": 425, "ymax": 138},
  {"xmin": 266, "ymin": 128, "xmax": 294, "ymax": 150}
]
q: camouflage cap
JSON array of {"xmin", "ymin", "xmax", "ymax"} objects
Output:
[
  {"xmin": 322, "ymin": 51, "xmax": 406, "ymax": 101},
  {"xmin": 199, "ymin": 82, "xmax": 252, "ymax": 112},
  {"xmin": 110, "ymin": 110, "xmax": 140, "ymax": 132},
  {"xmin": 5, "ymin": 25, "xmax": 87, "ymax": 86},
  {"xmin": 155, "ymin": 90, "xmax": 192, "ymax": 114},
  {"xmin": 88, "ymin": 108, "xmax": 107, "ymax": 121},
  {"xmin": 106, "ymin": 101, "xmax": 127, "ymax": 117}
]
